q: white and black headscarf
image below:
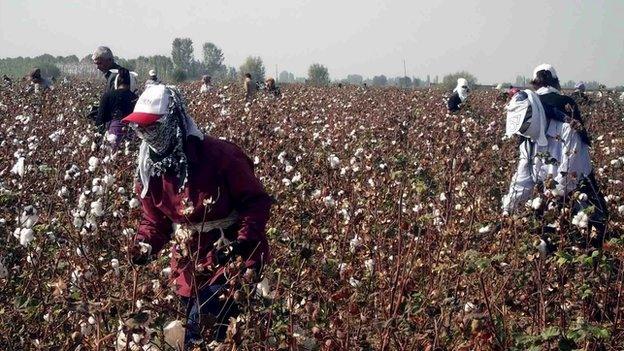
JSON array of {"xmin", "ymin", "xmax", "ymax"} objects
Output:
[
  {"xmin": 136, "ymin": 86, "xmax": 203, "ymax": 198},
  {"xmin": 453, "ymin": 78, "xmax": 469, "ymax": 102}
]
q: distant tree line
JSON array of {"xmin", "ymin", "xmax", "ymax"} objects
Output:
[{"xmin": 2, "ymin": 47, "xmax": 614, "ymax": 90}]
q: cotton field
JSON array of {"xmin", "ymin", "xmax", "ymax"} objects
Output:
[{"xmin": 1, "ymin": 81, "xmax": 624, "ymax": 350}]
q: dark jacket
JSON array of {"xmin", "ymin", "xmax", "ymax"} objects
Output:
[
  {"xmin": 447, "ymin": 91, "xmax": 462, "ymax": 112},
  {"xmin": 135, "ymin": 136, "xmax": 272, "ymax": 297},
  {"xmin": 538, "ymin": 92, "xmax": 590, "ymax": 145},
  {"xmin": 95, "ymin": 89, "xmax": 138, "ymax": 126},
  {"xmin": 103, "ymin": 62, "xmax": 123, "ymax": 94},
  {"xmin": 538, "ymin": 92, "xmax": 581, "ymax": 122}
]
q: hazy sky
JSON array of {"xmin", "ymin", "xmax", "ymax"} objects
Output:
[{"xmin": 1, "ymin": 0, "xmax": 623, "ymax": 85}]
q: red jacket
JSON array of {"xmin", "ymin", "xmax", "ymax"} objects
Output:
[{"xmin": 135, "ymin": 136, "xmax": 272, "ymax": 297}]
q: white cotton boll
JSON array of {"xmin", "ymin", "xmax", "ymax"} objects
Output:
[
  {"xmin": 349, "ymin": 235, "xmax": 362, "ymax": 253},
  {"xmin": 57, "ymin": 186, "xmax": 68, "ymax": 198},
  {"xmin": 439, "ymin": 192, "xmax": 447, "ymax": 202},
  {"xmin": 291, "ymin": 172, "xmax": 302, "ymax": 183},
  {"xmin": 161, "ymin": 267, "xmax": 171, "ymax": 277},
  {"xmin": 43, "ymin": 313, "xmax": 51, "ymax": 322},
  {"xmin": 128, "ymin": 198, "xmax": 140, "ymax": 209},
  {"xmin": 368, "ymin": 178, "xmax": 375, "ymax": 188},
  {"xmin": 88, "ymin": 316, "xmax": 96, "ymax": 325},
  {"xmin": 76, "ymin": 246, "xmax": 88, "ymax": 256},
  {"xmin": 78, "ymin": 193, "xmax": 87, "ymax": 210},
  {"xmin": 282, "ymin": 178, "xmax": 291, "ymax": 186},
  {"xmin": 478, "ymin": 225, "xmax": 492, "ymax": 234},
  {"xmin": 285, "ymin": 164, "xmax": 293, "ymax": 173},
  {"xmin": 531, "ymin": 197, "xmax": 543, "ymax": 210},
  {"xmin": 88, "ymin": 156, "xmax": 99, "ymax": 171},
  {"xmin": 491, "ymin": 145, "xmax": 500, "ymax": 151},
  {"xmin": 163, "ymin": 320, "xmax": 185, "ymax": 351},
  {"xmin": 19, "ymin": 228, "xmax": 34, "ymax": 246},
  {"xmin": 11, "ymin": 157, "xmax": 25, "ymax": 177},
  {"xmin": 103, "ymin": 174, "xmax": 115, "ymax": 186},
  {"xmin": 73, "ymin": 217, "xmax": 84, "ymax": 228},
  {"xmin": 618, "ymin": 205, "xmax": 624, "ymax": 215},
  {"xmin": 464, "ymin": 302, "xmax": 476, "ymax": 312},
  {"xmin": 277, "ymin": 151, "xmax": 287, "ymax": 164},
  {"xmin": 328, "ymin": 154, "xmax": 340, "ymax": 169},
  {"xmin": 111, "ymin": 258, "xmax": 120, "ymax": 272},
  {"xmin": 106, "ymin": 133, "xmax": 117, "ymax": 144},
  {"xmin": 20, "ymin": 206, "xmax": 38, "ymax": 228},
  {"xmin": 117, "ymin": 187, "xmax": 126, "ymax": 194},
  {"xmin": 323, "ymin": 196, "xmax": 335, "ymax": 207},
  {"xmin": 253, "ymin": 156, "xmax": 260, "ymax": 165},
  {"xmin": 90, "ymin": 200, "xmax": 103, "ymax": 217},
  {"xmin": 354, "ymin": 147, "xmax": 364, "ymax": 157},
  {"xmin": 364, "ymin": 258, "xmax": 374, "ymax": 273},
  {"xmin": 311, "ymin": 189, "xmax": 322, "ymax": 199},
  {"xmin": 138, "ymin": 242, "xmax": 152, "ymax": 255},
  {"xmin": 572, "ymin": 211, "xmax": 589, "ymax": 228},
  {"xmin": 256, "ymin": 277, "xmax": 272, "ymax": 298},
  {"xmin": 578, "ymin": 193, "xmax": 588, "ymax": 202},
  {"xmin": 92, "ymin": 185, "xmax": 104, "ymax": 195},
  {"xmin": 135, "ymin": 299, "xmax": 144, "ymax": 309},
  {"xmin": 349, "ymin": 277, "xmax": 361, "ymax": 287}
]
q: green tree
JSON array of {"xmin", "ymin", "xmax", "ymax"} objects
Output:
[
  {"xmin": 346, "ymin": 74, "xmax": 363, "ymax": 85},
  {"xmin": 171, "ymin": 38, "xmax": 194, "ymax": 73},
  {"xmin": 441, "ymin": 71, "xmax": 478, "ymax": 90},
  {"xmin": 398, "ymin": 76, "xmax": 412, "ymax": 89},
  {"xmin": 171, "ymin": 68, "xmax": 187, "ymax": 83},
  {"xmin": 372, "ymin": 75, "xmax": 387, "ymax": 87},
  {"xmin": 307, "ymin": 63, "xmax": 330, "ymax": 86},
  {"xmin": 202, "ymin": 42, "xmax": 225, "ymax": 76},
  {"xmin": 239, "ymin": 56, "xmax": 265, "ymax": 83}
]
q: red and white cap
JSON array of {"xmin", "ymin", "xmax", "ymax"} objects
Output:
[{"xmin": 122, "ymin": 85, "xmax": 170, "ymax": 126}]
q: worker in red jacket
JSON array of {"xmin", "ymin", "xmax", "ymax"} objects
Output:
[{"xmin": 122, "ymin": 84, "xmax": 272, "ymax": 345}]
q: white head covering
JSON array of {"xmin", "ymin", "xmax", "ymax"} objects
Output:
[
  {"xmin": 505, "ymin": 89, "xmax": 548, "ymax": 146},
  {"xmin": 453, "ymin": 78, "xmax": 469, "ymax": 102},
  {"xmin": 532, "ymin": 63, "xmax": 558, "ymax": 79},
  {"xmin": 149, "ymin": 69, "xmax": 156, "ymax": 77}
]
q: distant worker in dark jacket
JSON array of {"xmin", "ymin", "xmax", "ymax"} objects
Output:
[
  {"xmin": 244, "ymin": 73, "xmax": 256, "ymax": 102},
  {"xmin": 145, "ymin": 69, "xmax": 161, "ymax": 88},
  {"xmin": 447, "ymin": 78, "xmax": 469, "ymax": 112},
  {"xmin": 27, "ymin": 68, "xmax": 52, "ymax": 93},
  {"xmin": 571, "ymin": 82, "xmax": 589, "ymax": 105},
  {"xmin": 95, "ymin": 68, "xmax": 138, "ymax": 146},
  {"xmin": 265, "ymin": 77, "xmax": 281, "ymax": 98}
]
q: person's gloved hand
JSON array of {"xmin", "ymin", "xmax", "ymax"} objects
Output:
[
  {"xmin": 213, "ymin": 240, "xmax": 254, "ymax": 266},
  {"xmin": 127, "ymin": 241, "xmax": 152, "ymax": 265}
]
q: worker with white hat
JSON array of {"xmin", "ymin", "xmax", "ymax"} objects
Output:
[
  {"xmin": 144, "ymin": 69, "xmax": 161, "ymax": 88},
  {"xmin": 502, "ymin": 88, "xmax": 607, "ymax": 250}
]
